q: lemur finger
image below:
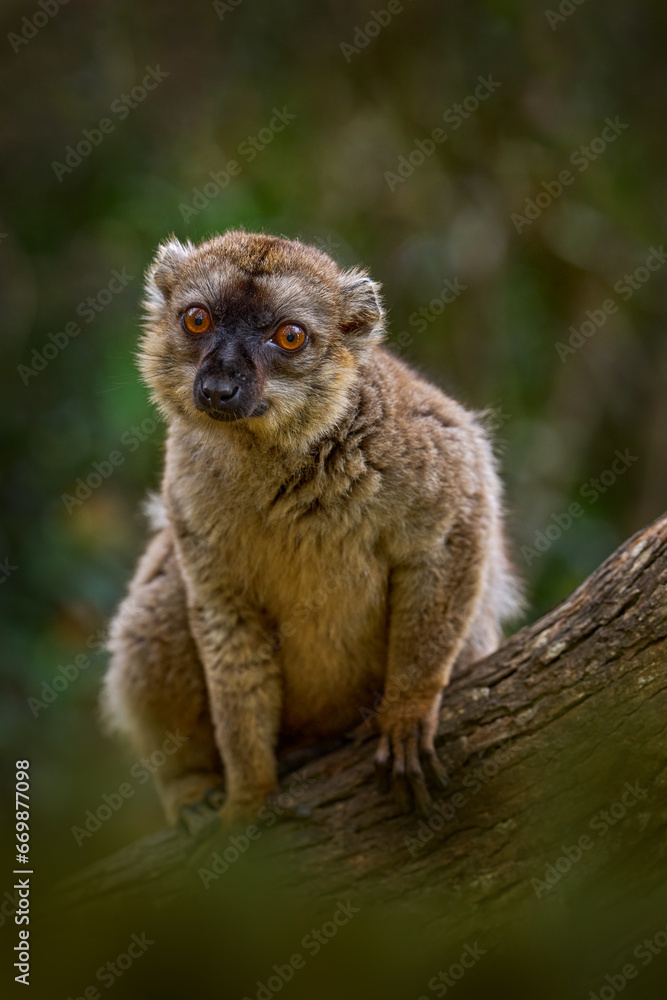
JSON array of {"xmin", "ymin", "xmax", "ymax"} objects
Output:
[
  {"xmin": 421, "ymin": 746, "xmax": 449, "ymax": 789},
  {"xmin": 407, "ymin": 730, "xmax": 433, "ymax": 817},
  {"xmin": 392, "ymin": 739, "xmax": 412, "ymax": 813},
  {"xmin": 374, "ymin": 734, "xmax": 393, "ymax": 795}
]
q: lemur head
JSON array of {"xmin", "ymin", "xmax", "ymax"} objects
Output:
[{"xmin": 139, "ymin": 231, "xmax": 384, "ymax": 444}]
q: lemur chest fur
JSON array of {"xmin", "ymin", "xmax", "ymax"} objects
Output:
[{"xmin": 166, "ymin": 434, "xmax": 390, "ymax": 737}]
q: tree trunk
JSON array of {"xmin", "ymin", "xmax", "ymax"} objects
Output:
[{"xmin": 53, "ymin": 512, "xmax": 667, "ymax": 935}]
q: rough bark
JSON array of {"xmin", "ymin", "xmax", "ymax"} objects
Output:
[{"xmin": 53, "ymin": 513, "xmax": 667, "ymax": 933}]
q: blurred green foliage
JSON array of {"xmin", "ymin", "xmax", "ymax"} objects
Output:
[{"xmin": 1, "ymin": 0, "xmax": 666, "ymax": 935}]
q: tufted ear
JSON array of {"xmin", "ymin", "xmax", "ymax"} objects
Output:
[
  {"xmin": 339, "ymin": 267, "xmax": 385, "ymax": 344},
  {"xmin": 146, "ymin": 236, "xmax": 193, "ymax": 303}
]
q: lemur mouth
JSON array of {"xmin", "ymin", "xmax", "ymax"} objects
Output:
[
  {"xmin": 202, "ymin": 400, "xmax": 269, "ymax": 422},
  {"xmin": 203, "ymin": 410, "xmax": 241, "ymax": 422}
]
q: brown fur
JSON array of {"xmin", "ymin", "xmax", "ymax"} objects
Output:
[{"xmin": 102, "ymin": 230, "xmax": 522, "ymax": 826}]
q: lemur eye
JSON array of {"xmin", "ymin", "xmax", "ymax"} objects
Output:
[
  {"xmin": 182, "ymin": 305, "xmax": 212, "ymax": 334},
  {"xmin": 273, "ymin": 323, "xmax": 306, "ymax": 352}
]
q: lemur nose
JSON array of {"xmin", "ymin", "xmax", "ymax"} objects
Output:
[{"xmin": 200, "ymin": 377, "xmax": 240, "ymax": 410}]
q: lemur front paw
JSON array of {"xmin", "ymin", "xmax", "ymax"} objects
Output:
[{"xmin": 374, "ymin": 698, "xmax": 448, "ymax": 816}]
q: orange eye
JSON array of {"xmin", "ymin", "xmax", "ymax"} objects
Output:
[
  {"xmin": 183, "ymin": 305, "xmax": 212, "ymax": 334},
  {"xmin": 274, "ymin": 323, "xmax": 306, "ymax": 351}
]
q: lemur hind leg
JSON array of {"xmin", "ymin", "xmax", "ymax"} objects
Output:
[{"xmin": 102, "ymin": 528, "xmax": 223, "ymax": 825}]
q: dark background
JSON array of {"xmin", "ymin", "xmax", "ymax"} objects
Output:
[{"xmin": 1, "ymin": 0, "xmax": 666, "ymax": 996}]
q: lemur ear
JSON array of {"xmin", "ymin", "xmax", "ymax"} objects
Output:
[
  {"xmin": 147, "ymin": 236, "xmax": 193, "ymax": 302},
  {"xmin": 339, "ymin": 267, "xmax": 385, "ymax": 343}
]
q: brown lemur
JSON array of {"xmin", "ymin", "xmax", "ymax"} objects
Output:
[{"xmin": 102, "ymin": 230, "xmax": 522, "ymax": 830}]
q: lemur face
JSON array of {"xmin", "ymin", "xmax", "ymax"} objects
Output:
[{"xmin": 139, "ymin": 231, "xmax": 384, "ymax": 437}]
